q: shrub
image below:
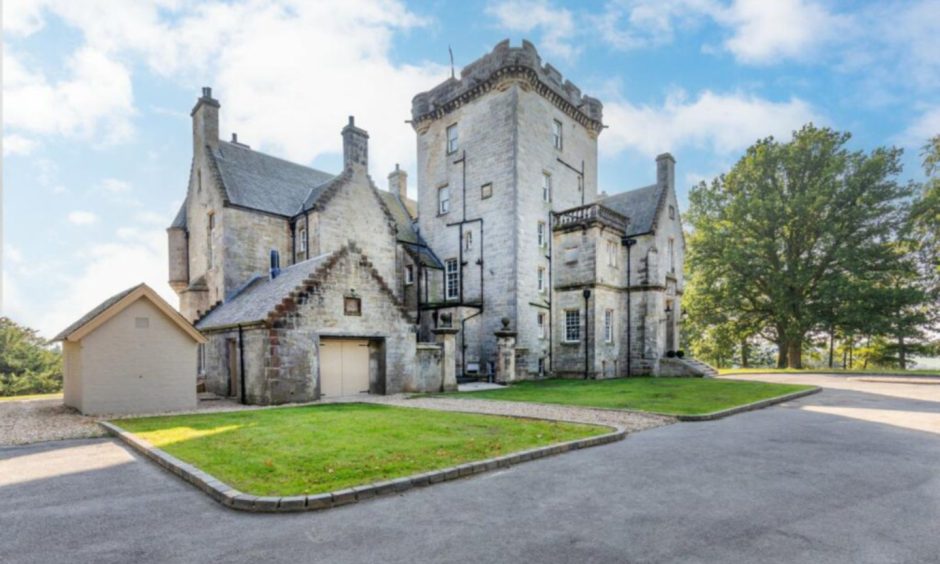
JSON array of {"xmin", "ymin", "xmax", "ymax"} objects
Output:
[
  {"xmin": 676, "ymin": 350, "xmax": 685, "ymax": 358},
  {"xmin": 666, "ymin": 350, "xmax": 676, "ymax": 358}
]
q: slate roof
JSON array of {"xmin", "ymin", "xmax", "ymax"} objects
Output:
[
  {"xmin": 170, "ymin": 202, "xmax": 186, "ymax": 229},
  {"xmin": 195, "ymin": 253, "xmax": 333, "ymax": 330},
  {"xmin": 210, "ymin": 140, "xmax": 335, "ymax": 217},
  {"xmin": 54, "ymin": 284, "xmax": 145, "ymax": 341},
  {"xmin": 377, "ymin": 190, "xmax": 419, "ymax": 245},
  {"xmin": 601, "ymin": 183, "xmax": 667, "ymax": 237}
]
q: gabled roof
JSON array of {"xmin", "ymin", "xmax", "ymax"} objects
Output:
[
  {"xmin": 601, "ymin": 183, "xmax": 668, "ymax": 237},
  {"xmin": 169, "ymin": 201, "xmax": 186, "ymax": 229},
  {"xmin": 196, "ymin": 253, "xmax": 334, "ymax": 330},
  {"xmin": 209, "ymin": 140, "xmax": 336, "ymax": 217},
  {"xmin": 54, "ymin": 284, "xmax": 206, "ymax": 343}
]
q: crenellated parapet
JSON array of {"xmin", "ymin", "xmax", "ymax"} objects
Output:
[{"xmin": 411, "ymin": 39, "xmax": 603, "ymax": 133}]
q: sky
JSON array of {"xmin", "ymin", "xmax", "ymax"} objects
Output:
[{"xmin": 2, "ymin": 0, "xmax": 939, "ymax": 339}]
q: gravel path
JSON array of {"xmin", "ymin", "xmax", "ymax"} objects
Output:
[
  {"xmin": 0, "ymin": 399, "xmax": 106, "ymax": 447},
  {"xmin": 358, "ymin": 394, "xmax": 676, "ymax": 433}
]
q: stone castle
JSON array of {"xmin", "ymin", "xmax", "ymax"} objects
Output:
[{"xmin": 168, "ymin": 40, "xmax": 701, "ymax": 405}]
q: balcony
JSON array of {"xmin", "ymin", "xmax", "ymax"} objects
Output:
[{"xmin": 553, "ymin": 203, "xmax": 628, "ymax": 232}]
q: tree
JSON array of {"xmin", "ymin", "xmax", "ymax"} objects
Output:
[
  {"xmin": 0, "ymin": 317, "xmax": 63, "ymax": 396},
  {"xmin": 686, "ymin": 124, "xmax": 913, "ymax": 368}
]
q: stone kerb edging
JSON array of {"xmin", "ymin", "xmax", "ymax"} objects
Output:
[
  {"xmin": 99, "ymin": 420, "xmax": 625, "ymax": 513},
  {"xmin": 673, "ymin": 387, "xmax": 822, "ymax": 422}
]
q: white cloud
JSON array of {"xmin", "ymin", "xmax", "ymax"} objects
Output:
[
  {"xmin": 3, "ymin": 1, "xmax": 445, "ymax": 177},
  {"xmin": 899, "ymin": 107, "xmax": 940, "ymax": 148},
  {"xmin": 601, "ymin": 90, "xmax": 822, "ymax": 158},
  {"xmin": 29, "ymin": 228, "xmax": 171, "ymax": 338},
  {"xmin": 596, "ymin": 0, "xmax": 717, "ymax": 51},
  {"xmin": 717, "ymin": 0, "xmax": 844, "ymax": 64},
  {"xmin": 3, "ymin": 46, "xmax": 134, "ymax": 145},
  {"xmin": 2, "ymin": 134, "xmax": 38, "ymax": 156},
  {"xmin": 67, "ymin": 210, "xmax": 99, "ymax": 225},
  {"xmin": 485, "ymin": 0, "xmax": 578, "ymax": 61},
  {"xmin": 100, "ymin": 178, "xmax": 131, "ymax": 193}
]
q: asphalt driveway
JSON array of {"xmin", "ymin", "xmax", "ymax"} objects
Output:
[{"xmin": 2, "ymin": 375, "xmax": 939, "ymax": 563}]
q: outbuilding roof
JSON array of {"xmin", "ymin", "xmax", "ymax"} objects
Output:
[
  {"xmin": 600, "ymin": 183, "xmax": 667, "ymax": 237},
  {"xmin": 54, "ymin": 284, "xmax": 206, "ymax": 343},
  {"xmin": 195, "ymin": 253, "xmax": 334, "ymax": 330}
]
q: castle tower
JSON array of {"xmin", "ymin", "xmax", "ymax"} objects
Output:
[{"xmin": 411, "ymin": 40, "xmax": 604, "ymax": 377}]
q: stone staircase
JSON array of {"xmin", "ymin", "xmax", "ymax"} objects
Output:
[{"xmin": 659, "ymin": 357, "xmax": 719, "ymax": 378}]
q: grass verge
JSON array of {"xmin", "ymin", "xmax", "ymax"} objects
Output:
[
  {"xmin": 719, "ymin": 368, "xmax": 940, "ymax": 377},
  {"xmin": 445, "ymin": 377, "xmax": 813, "ymax": 416},
  {"xmin": 0, "ymin": 392, "xmax": 63, "ymax": 402},
  {"xmin": 117, "ymin": 402, "xmax": 607, "ymax": 496}
]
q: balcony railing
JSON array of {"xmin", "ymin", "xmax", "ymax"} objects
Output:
[{"xmin": 553, "ymin": 203, "xmax": 628, "ymax": 231}]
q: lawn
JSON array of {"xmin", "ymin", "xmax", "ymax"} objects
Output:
[
  {"xmin": 445, "ymin": 377, "xmax": 813, "ymax": 416},
  {"xmin": 117, "ymin": 403, "xmax": 607, "ymax": 496}
]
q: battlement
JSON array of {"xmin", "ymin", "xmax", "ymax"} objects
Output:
[{"xmin": 411, "ymin": 39, "xmax": 603, "ymax": 131}]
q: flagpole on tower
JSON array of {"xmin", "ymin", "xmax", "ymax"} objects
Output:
[{"xmin": 448, "ymin": 46, "xmax": 455, "ymax": 79}]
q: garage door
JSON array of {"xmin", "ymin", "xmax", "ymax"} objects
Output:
[{"xmin": 319, "ymin": 339, "xmax": 370, "ymax": 398}]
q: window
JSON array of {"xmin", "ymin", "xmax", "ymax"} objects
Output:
[
  {"xmin": 465, "ymin": 230, "xmax": 473, "ymax": 251},
  {"xmin": 445, "ymin": 258, "xmax": 459, "ymax": 300},
  {"xmin": 207, "ymin": 212, "xmax": 215, "ymax": 268},
  {"xmin": 564, "ymin": 309, "xmax": 580, "ymax": 342},
  {"xmin": 135, "ymin": 317, "xmax": 150, "ymax": 329},
  {"xmin": 197, "ymin": 169, "xmax": 202, "ymax": 193},
  {"xmin": 607, "ymin": 240, "xmax": 618, "ymax": 267},
  {"xmin": 537, "ymin": 267, "xmax": 546, "ymax": 293},
  {"xmin": 298, "ymin": 225, "xmax": 307, "ymax": 254},
  {"xmin": 552, "ymin": 119, "xmax": 563, "ymax": 150},
  {"xmin": 344, "ymin": 296, "xmax": 362, "ymax": 316},
  {"xmin": 542, "ymin": 173, "xmax": 552, "ymax": 202},
  {"xmin": 438, "ymin": 185, "xmax": 450, "ymax": 215},
  {"xmin": 668, "ymin": 238, "xmax": 675, "ymax": 274},
  {"xmin": 537, "ymin": 221, "xmax": 546, "ymax": 247},
  {"xmin": 446, "ymin": 124, "xmax": 458, "ymax": 154},
  {"xmin": 604, "ymin": 309, "xmax": 614, "ymax": 343},
  {"xmin": 537, "ymin": 312, "xmax": 546, "ymax": 339},
  {"xmin": 669, "ymin": 205, "xmax": 676, "ymax": 220},
  {"xmin": 481, "ymin": 182, "xmax": 493, "ymax": 199},
  {"xmin": 404, "ymin": 264, "xmax": 414, "ymax": 285}
]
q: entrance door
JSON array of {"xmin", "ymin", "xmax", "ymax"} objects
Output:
[{"xmin": 319, "ymin": 339, "xmax": 371, "ymax": 398}]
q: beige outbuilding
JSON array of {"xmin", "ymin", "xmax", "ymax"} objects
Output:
[{"xmin": 54, "ymin": 283, "xmax": 206, "ymax": 415}]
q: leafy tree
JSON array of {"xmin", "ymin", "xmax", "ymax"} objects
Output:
[
  {"xmin": 0, "ymin": 317, "xmax": 62, "ymax": 396},
  {"xmin": 686, "ymin": 124, "xmax": 914, "ymax": 368}
]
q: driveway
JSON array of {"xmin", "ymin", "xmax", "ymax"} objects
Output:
[{"xmin": 2, "ymin": 375, "xmax": 940, "ymax": 563}]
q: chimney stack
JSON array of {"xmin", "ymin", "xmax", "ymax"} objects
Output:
[
  {"xmin": 191, "ymin": 86, "xmax": 220, "ymax": 154},
  {"xmin": 388, "ymin": 164, "xmax": 408, "ymax": 201},
  {"xmin": 656, "ymin": 153, "xmax": 675, "ymax": 192},
  {"xmin": 342, "ymin": 116, "xmax": 369, "ymax": 171}
]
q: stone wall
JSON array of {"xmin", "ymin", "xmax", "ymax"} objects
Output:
[{"xmin": 222, "ymin": 207, "xmax": 291, "ymax": 298}]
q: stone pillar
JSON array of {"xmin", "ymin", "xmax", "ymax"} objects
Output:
[
  {"xmin": 433, "ymin": 327, "xmax": 459, "ymax": 392},
  {"xmin": 494, "ymin": 318, "xmax": 517, "ymax": 384}
]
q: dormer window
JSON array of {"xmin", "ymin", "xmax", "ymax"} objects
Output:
[
  {"xmin": 552, "ymin": 119, "xmax": 563, "ymax": 150},
  {"xmin": 446, "ymin": 124, "xmax": 458, "ymax": 154}
]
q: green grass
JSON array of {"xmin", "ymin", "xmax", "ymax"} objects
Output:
[
  {"xmin": 718, "ymin": 367, "xmax": 940, "ymax": 377},
  {"xmin": 117, "ymin": 403, "xmax": 607, "ymax": 496},
  {"xmin": 0, "ymin": 392, "xmax": 62, "ymax": 401},
  {"xmin": 445, "ymin": 377, "xmax": 813, "ymax": 416}
]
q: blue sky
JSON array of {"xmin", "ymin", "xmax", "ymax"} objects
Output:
[{"xmin": 3, "ymin": 0, "xmax": 939, "ymax": 337}]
